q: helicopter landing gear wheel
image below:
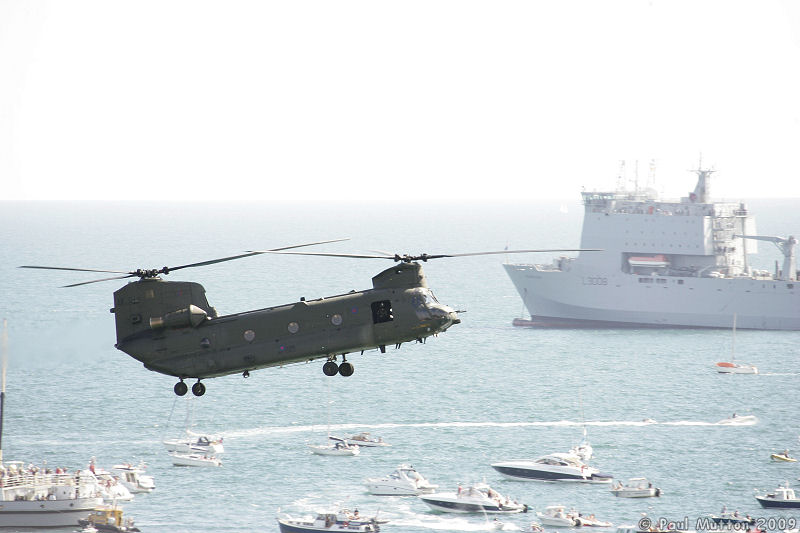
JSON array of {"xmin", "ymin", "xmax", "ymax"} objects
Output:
[
  {"xmin": 174, "ymin": 381, "xmax": 188, "ymax": 396},
  {"xmin": 192, "ymin": 381, "xmax": 206, "ymax": 396},
  {"xmin": 323, "ymin": 361, "xmax": 339, "ymax": 376},
  {"xmin": 338, "ymin": 361, "xmax": 354, "ymax": 377}
]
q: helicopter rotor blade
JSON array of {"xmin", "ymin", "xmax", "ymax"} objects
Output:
[
  {"xmin": 167, "ymin": 238, "xmax": 351, "ymax": 272},
  {"xmin": 256, "ymin": 248, "xmax": 602, "ymax": 262},
  {"xmin": 430, "ymin": 248, "xmax": 603, "ymax": 258},
  {"xmin": 19, "ymin": 265, "xmax": 132, "ymax": 274},
  {"xmin": 249, "ymin": 251, "xmax": 396, "ymax": 260},
  {"xmin": 21, "ymin": 238, "xmax": 351, "ymax": 286},
  {"xmin": 63, "ymin": 274, "xmax": 139, "ymax": 288}
]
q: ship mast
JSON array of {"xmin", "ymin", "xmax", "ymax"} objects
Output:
[{"xmin": 690, "ymin": 155, "xmax": 714, "ymax": 203}]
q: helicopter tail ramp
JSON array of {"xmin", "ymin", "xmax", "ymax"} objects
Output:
[{"xmin": 111, "ymin": 279, "xmax": 216, "ymax": 347}]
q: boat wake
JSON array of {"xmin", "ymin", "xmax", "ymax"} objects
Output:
[{"xmin": 224, "ymin": 418, "xmax": 752, "ymax": 439}]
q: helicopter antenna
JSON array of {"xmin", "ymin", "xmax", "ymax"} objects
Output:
[{"xmin": 20, "ymin": 238, "xmax": 350, "ymax": 287}]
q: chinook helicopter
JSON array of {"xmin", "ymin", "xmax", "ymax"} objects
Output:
[{"xmin": 21, "ymin": 241, "xmax": 596, "ymax": 396}]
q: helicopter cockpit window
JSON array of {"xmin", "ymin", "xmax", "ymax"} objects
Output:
[{"xmin": 371, "ymin": 300, "xmax": 393, "ymax": 324}]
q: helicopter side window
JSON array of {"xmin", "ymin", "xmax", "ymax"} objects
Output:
[{"xmin": 371, "ymin": 300, "xmax": 393, "ymax": 324}]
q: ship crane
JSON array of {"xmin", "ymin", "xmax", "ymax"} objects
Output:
[{"xmin": 735, "ymin": 234, "xmax": 798, "ymax": 281}]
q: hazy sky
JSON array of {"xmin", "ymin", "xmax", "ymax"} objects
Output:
[{"xmin": 2, "ymin": 1, "xmax": 800, "ymax": 202}]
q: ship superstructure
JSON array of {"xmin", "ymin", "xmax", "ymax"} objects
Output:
[{"xmin": 505, "ymin": 167, "xmax": 799, "ymax": 330}]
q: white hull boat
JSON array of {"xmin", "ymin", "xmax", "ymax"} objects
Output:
[
  {"xmin": 715, "ymin": 362, "xmax": 758, "ymax": 374},
  {"xmin": 506, "ymin": 164, "xmax": 800, "ymax": 330},
  {"xmin": 110, "ymin": 463, "xmax": 155, "ymax": 493},
  {"xmin": 0, "ymin": 463, "xmax": 104, "ymax": 527},
  {"xmin": 537, "ymin": 506, "xmax": 579, "ymax": 527},
  {"xmin": 419, "ymin": 483, "xmax": 527, "ymax": 514},
  {"xmin": 309, "ymin": 442, "xmax": 360, "ymax": 456},
  {"xmin": 170, "ymin": 452, "xmax": 222, "ymax": 467},
  {"xmin": 611, "ymin": 478, "xmax": 661, "ymax": 498},
  {"xmin": 277, "ymin": 509, "xmax": 383, "ymax": 532},
  {"xmin": 492, "ymin": 453, "xmax": 612, "ymax": 483},
  {"xmin": 163, "ymin": 430, "xmax": 224, "ymax": 454},
  {"xmin": 364, "ymin": 464, "xmax": 437, "ymax": 495}
]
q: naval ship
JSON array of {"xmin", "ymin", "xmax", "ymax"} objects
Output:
[{"xmin": 505, "ymin": 167, "xmax": 799, "ymax": 330}]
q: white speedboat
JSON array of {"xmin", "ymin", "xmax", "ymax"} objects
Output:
[
  {"xmin": 717, "ymin": 414, "xmax": 758, "ymax": 425},
  {"xmin": 169, "ymin": 452, "xmax": 222, "ymax": 467},
  {"xmin": 331, "ymin": 432, "xmax": 390, "ymax": 448},
  {"xmin": 110, "ymin": 463, "xmax": 155, "ymax": 493},
  {"xmin": 92, "ymin": 471, "xmax": 135, "ymax": 502},
  {"xmin": 419, "ymin": 483, "xmax": 528, "ymax": 514},
  {"xmin": 364, "ymin": 464, "xmax": 438, "ymax": 495},
  {"xmin": 537, "ymin": 506, "xmax": 579, "ymax": 527},
  {"xmin": 277, "ymin": 508, "xmax": 384, "ymax": 532},
  {"xmin": 611, "ymin": 478, "xmax": 661, "ymax": 498},
  {"xmin": 308, "ymin": 441, "xmax": 360, "ymax": 456},
  {"xmin": 163, "ymin": 430, "xmax": 224, "ymax": 454},
  {"xmin": 491, "ymin": 453, "xmax": 613, "ymax": 483}
]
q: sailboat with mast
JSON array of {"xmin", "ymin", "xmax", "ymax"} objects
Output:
[
  {"xmin": 715, "ymin": 314, "xmax": 758, "ymax": 374},
  {"xmin": 0, "ymin": 319, "xmax": 104, "ymax": 527},
  {"xmin": 307, "ymin": 382, "xmax": 359, "ymax": 456}
]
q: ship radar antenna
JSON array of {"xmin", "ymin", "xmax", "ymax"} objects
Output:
[{"xmin": 689, "ymin": 154, "xmax": 715, "ymax": 203}]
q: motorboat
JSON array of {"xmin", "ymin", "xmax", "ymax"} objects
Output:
[
  {"xmin": 92, "ymin": 470, "xmax": 135, "ymax": 502},
  {"xmin": 308, "ymin": 441, "xmax": 360, "ymax": 456},
  {"xmin": 611, "ymin": 478, "xmax": 662, "ymax": 498},
  {"xmin": 110, "ymin": 463, "xmax": 155, "ymax": 493},
  {"xmin": 169, "ymin": 451, "xmax": 222, "ymax": 467},
  {"xmin": 0, "ymin": 461, "xmax": 104, "ymax": 527},
  {"xmin": 87, "ymin": 459, "xmax": 134, "ymax": 502},
  {"xmin": 770, "ymin": 451, "xmax": 797, "ymax": 462},
  {"xmin": 364, "ymin": 464, "xmax": 438, "ymax": 495},
  {"xmin": 717, "ymin": 414, "xmax": 758, "ymax": 425},
  {"xmin": 277, "ymin": 508, "xmax": 384, "ymax": 532},
  {"xmin": 756, "ymin": 482, "xmax": 800, "ymax": 508},
  {"xmin": 536, "ymin": 506, "xmax": 579, "ymax": 527},
  {"xmin": 163, "ymin": 430, "xmax": 224, "ymax": 454},
  {"xmin": 491, "ymin": 453, "xmax": 613, "ymax": 483},
  {"xmin": 709, "ymin": 510, "xmax": 755, "ymax": 526},
  {"xmin": 331, "ymin": 432, "xmax": 390, "ymax": 448},
  {"xmin": 78, "ymin": 505, "xmax": 140, "ymax": 532},
  {"xmin": 419, "ymin": 483, "xmax": 528, "ymax": 514}
]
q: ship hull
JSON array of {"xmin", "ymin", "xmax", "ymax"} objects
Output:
[
  {"xmin": 0, "ymin": 497, "xmax": 102, "ymax": 527},
  {"xmin": 505, "ymin": 264, "xmax": 800, "ymax": 330}
]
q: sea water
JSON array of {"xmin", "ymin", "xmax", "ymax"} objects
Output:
[{"xmin": 0, "ymin": 199, "xmax": 798, "ymax": 532}]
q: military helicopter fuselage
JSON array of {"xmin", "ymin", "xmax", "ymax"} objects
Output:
[{"xmin": 111, "ymin": 261, "xmax": 459, "ymax": 394}]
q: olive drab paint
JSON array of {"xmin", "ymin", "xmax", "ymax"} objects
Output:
[{"xmin": 110, "ymin": 261, "xmax": 459, "ymax": 395}]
